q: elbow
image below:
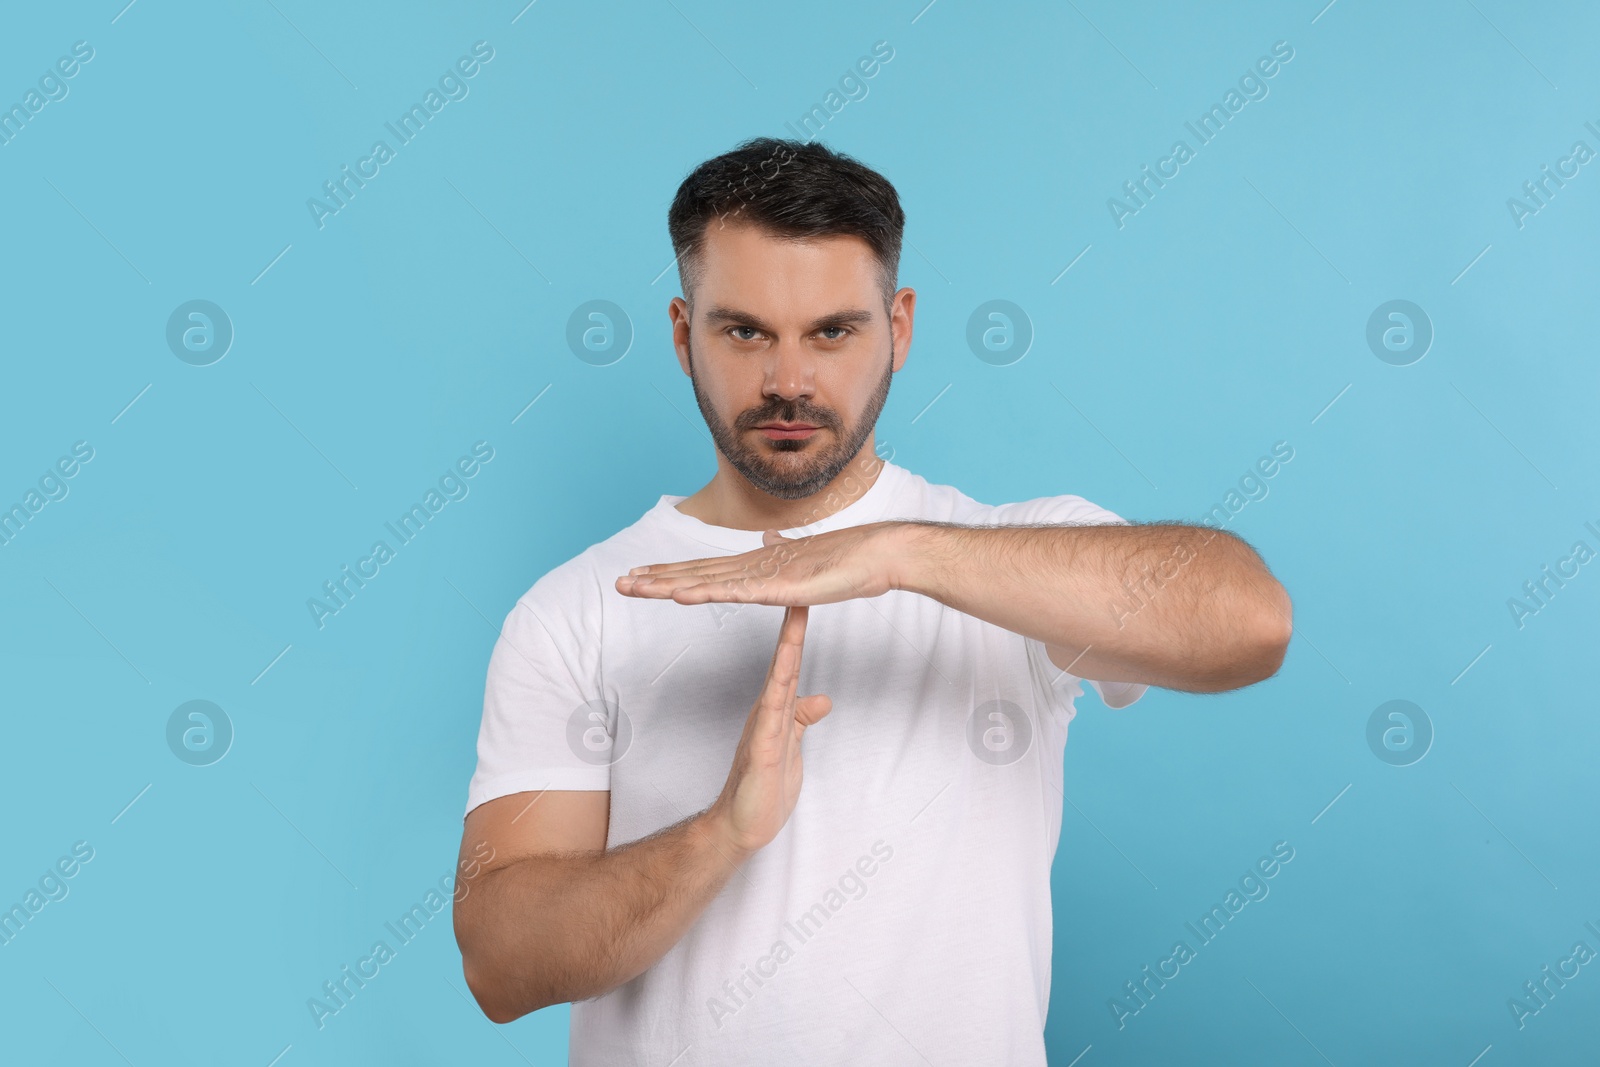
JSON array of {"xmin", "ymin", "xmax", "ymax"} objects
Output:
[
  {"xmin": 458, "ymin": 911, "xmax": 555, "ymax": 1024},
  {"xmin": 1245, "ymin": 582, "xmax": 1293, "ymax": 685},
  {"xmin": 462, "ymin": 958, "xmax": 542, "ymax": 1024},
  {"xmin": 1198, "ymin": 584, "xmax": 1291, "ymax": 693},
  {"xmin": 462, "ymin": 958, "xmax": 519, "ymax": 1024},
  {"xmin": 1165, "ymin": 577, "xmax": 1291, "ymax": 695},
  {"xmin": 1204, "ymin": 536, "xmax": 1293, "ymax": 689}
]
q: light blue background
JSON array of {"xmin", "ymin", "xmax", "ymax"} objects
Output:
[{"xmin": 2, "ymin": 1, "xmax": 1596, "ymax": 1064}]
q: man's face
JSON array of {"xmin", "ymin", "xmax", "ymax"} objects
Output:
[{"xmin": 669, "ymin": 222, "xmax": 913, "ymax": 500}]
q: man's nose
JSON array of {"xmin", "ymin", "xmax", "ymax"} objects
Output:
[{"xmin": 763, "ymin": 338, "xmax": 815, "ymax": 400}]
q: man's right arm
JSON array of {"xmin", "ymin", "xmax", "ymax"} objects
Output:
[
  {"xmin": 453, "ymin": 789, "xmax": 750, "ymax": 1022},
  {"xmin": 454, "ymin": 603, "xmax": 832, "ymax": 1024}
]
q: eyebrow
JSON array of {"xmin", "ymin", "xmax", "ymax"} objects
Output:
[{"xmin": 702, "ymin": 305, "xmax": 876, "ymax": 333}]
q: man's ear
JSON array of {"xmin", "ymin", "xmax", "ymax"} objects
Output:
[
  {"xmin": 669, "ymin": 296, "xmax": 692, "ymax": 376},
  {"xmin": 890, "ymin": 286, "xmax": 915, "ymax": 372}
]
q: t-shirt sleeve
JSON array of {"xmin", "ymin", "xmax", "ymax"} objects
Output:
[
  {"xmin": 989, "ymin": 492, "xmax": 1149, "ymax": 712},
  {"xmin": 464, "ymin": 563, "xmax": 611, "ymax": 818}
]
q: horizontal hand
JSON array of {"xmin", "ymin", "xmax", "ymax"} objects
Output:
[{"xmin": 615, "ymin": 523, "xmax": 900, "ymax": 607}]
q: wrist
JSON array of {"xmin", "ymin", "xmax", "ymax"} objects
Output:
[
  {"xmin": 696, "ymin": 803, "xmax": 756, "ymax": 866},
  {"xmin": 879, "ymin": 520, "xmax": 943, "ymax": 598}
]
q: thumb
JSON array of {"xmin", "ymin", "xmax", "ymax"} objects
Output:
[
  {"xmin": 762, "ymin": 528, "xmax": 791, "ymax": 547},
  {"xmin": 794, "ymin": 693, "xmax": 833, "ymax": 728}
]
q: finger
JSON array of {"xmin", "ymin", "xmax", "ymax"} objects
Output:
[
  {"xmin": 616, "ymin": 572, "xmax": 745, "ymax": 600},
  {"xmin": 779, "ymin": 602, "xmax": 809, "ymax": 651},
  {"xmin": 645, "ymin": 577, "xmax": 760, "ymax": 605},
  {"xmin": 628, "ymin": 544, "xmax": 776, "ymax": 578},
  {"xmin": 748, "ymin": 609, "xmax": 802, "ymax": 746},
  {"xmin": 648, "ymin": 566, "xmax": 765, "ymax": 590},
  {"xmin": 624, "ymin": 552, "xmax": 729, "ymax": 576},
  {"xmin": 759, "ymin": 605, "xmax": 806, "ymax": 709},
  {"xmin": 632, "ymin": 548, "xmax": 790, "ymax": 582},
  {"xmin": 794, "ymin": 693, "xmax": 832, "ymax": 728},
  {"xmin": 779, "ymin": 605, "xmax": 808, "ymax": 709},
  {"xmin": 619, "ymin": 567, "xmax": 762, "ymax": 600},
  {"xmin": 773, "ymin": 607, "xmax": 809, "ymax": 756},
  {"xmin": 666, "ymin": 575, "xmax": 795, "ymax": 606},
  {"xmin": 632, "ymin": 535, "xmax": 803, "ymax": 580},
  {"xmin": 763, "ymin": 605, "xmax": 807, "ymax": 688},
  {"xmin": 629, "ymin": 560, "xmax": 735, "ymax": 580}
]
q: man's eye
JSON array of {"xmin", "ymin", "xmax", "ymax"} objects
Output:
[
  {"xmin": 731, "ymin": 326, "xmax": 760, "ymax": 341},
  {"xmin": 820, "ymin": 326, "xmax": 849, "ymax": 340}
]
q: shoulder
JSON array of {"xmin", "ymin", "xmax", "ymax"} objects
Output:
[
  {"xmin": 986, "ymin": 492, "xmax": 1133, "ymax": 527},
  {"xmin": 880, "ymin": 464, "xmax": 987, "ymax": 524},
  {"xmin": 508, "ymin": 503, "xmax": 666, "ymax": 621},
  {"xmin": 891, "ymin": 465, "xmax": 1133, "ymax": 527}
]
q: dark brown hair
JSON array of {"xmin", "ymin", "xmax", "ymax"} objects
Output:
[{"xmin": 667, "ymin": 137, "xmax": 905, "ymax": 312}]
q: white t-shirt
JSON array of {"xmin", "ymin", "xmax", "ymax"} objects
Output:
[{"xmin": 466, "ymin": 460, "xmax": 1147, "ymax": 1065}]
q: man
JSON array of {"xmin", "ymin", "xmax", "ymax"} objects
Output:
[{"xmin": 454, "ymin": 137, "xmax": 1292, "ymax": 1064}]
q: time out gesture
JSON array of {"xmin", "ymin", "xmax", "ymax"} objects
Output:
[{"xmin": 615, "ymin": 519, "xmax": 1292, "ymax": 695}]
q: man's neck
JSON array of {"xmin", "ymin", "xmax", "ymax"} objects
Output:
[{"xmin": 675, "ymin": 441, "xmax": 888, "ymax": 532}]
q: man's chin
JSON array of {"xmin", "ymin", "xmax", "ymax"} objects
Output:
[{"xmin": 737, "ymin": 455, "xmax": 839, "ymax": 500}]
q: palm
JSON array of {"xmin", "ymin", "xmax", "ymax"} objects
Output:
[
  {"xmin": 617, "ymin": 525, "xmax": 892, "ymax": 607},
  {"xmin": 717, "ymin": 605, "xmax": 832, "ymax": 853}
]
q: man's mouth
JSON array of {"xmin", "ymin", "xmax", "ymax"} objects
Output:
[{"xmin": 756, "ymin": 422, "xmax": 820, "ymax": 440}]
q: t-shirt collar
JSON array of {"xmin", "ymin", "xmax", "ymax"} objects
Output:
[{"xmin": 651, "ymin": 459, "xmax": 906, "ymax": 554}]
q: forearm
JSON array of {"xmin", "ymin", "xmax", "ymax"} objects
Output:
[
  {"xmin": 887, "ymin": 520, "xmax": 1291, "ymax": 691},
  {"xmin": 458, "ymin": 809, "xmax": 747, "ymax": 1022}
]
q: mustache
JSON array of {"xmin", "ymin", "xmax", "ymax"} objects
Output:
[{"xmin": 736, "ymin": 401, "xmax": 840, "ymax": 430}]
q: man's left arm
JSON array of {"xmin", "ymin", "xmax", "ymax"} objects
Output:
[{"xmin": 884, "ymin": 520, "xmax": 1292, "ymax": 694}]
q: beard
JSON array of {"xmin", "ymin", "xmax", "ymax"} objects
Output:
[{"xmin": 687, "ymin": 336, "xmax": 894, "ymax": 501}]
